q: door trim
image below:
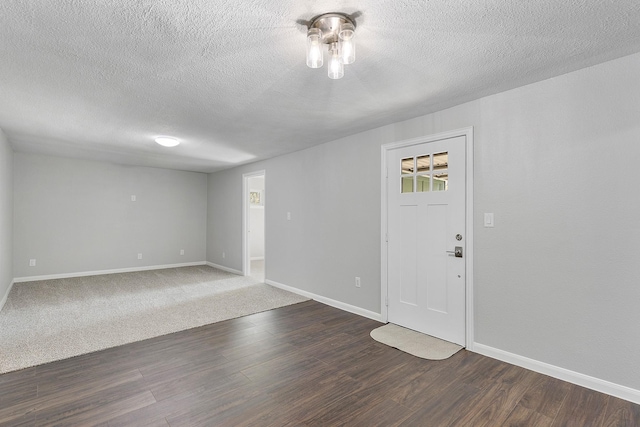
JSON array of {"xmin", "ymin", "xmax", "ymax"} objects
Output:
[
  {"xmin": 242, "ymin": 170, "xmax": 266, "ymax": 277},
  {"xmin": 381, "ymin": 127, "xmax": 474, "ymax": 349}
]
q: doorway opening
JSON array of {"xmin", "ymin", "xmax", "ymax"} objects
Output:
[{"xmin": 243, "ymin": 171, "xmax": 266, "ymax": 281}]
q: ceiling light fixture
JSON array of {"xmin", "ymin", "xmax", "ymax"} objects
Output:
[
  {"xmin": 306, "ymin": 13, "xmax": 356, "ymax": 80},
  {"xmin": 154, "ymin": 136, "xmax": 180, "ymax": 147}
]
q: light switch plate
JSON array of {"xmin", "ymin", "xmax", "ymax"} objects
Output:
[{"xmin": 484, "ymin": 213, "xmax": 494, "ymax": 228}]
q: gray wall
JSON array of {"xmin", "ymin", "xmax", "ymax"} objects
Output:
[
  {"xmin": 14, "ymin": 153, "xmax": 207, "ymax": 278},
  {"xmin": 207, "ymin": 130, "xmax": 385, "ymax": 311},
  {"xmin": 0, "ymin": 129, "xmax": 13, "ymax": 302},
  {"xmin": 206, "ymin": 167, "xmax": 242, "ymax": 269},
  {"xmin": 207, "ymin": 51, "xmax": 640, "ymax": 391}
]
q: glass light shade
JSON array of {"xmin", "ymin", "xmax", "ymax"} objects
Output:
[
  {"xmin": 328, "ymin": 44, "xmax": 344, "ymax": 79},
  {"xmin": 306, "ymin": 28, "xmax": 323, "ymax": 68},
  {"xmin": 339, "ymin": 23, "xmax": 356, "ymax": 64}
]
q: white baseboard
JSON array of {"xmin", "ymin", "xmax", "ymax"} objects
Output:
[
  {"xmin": 0, "ymin": 280, "xmax": 14, "ymax": 313},
  {"xmin": 205, "ymin": 262, "xmax": 243, "ymax": 276},
  {"xmin": 473, "ymin": 343, "xmax": 640, "ymax": 405},
  {"xmin": 250, "ymin": 256, "xmax": 265, "ymax": 261},
  {"xmin": 265, "ymin": 279, "xmax": 383, "ymax": 323},
  {"xmin": 13, "ymin": 262, "xmax": 207, "ymax": 283}
]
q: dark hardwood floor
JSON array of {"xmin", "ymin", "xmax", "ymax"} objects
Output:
[{"xmin": 1, "ymin": 300, "xmax": 638, "ymax": 426}]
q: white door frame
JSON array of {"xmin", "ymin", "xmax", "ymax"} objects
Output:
[
  {"xmin": 242, "ymin": 170, "xmax": 266, "ymax": 277},
  {"xmin": 381, "ymin": 127, "xmax": 474, "ymax": 349}
]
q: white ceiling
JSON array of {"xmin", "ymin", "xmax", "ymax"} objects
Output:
[{"xmin": 1, "ymin": 1, "xmax": 640, "ymax": 173}]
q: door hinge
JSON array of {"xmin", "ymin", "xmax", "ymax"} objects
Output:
[
  {"xmin": 385, "ymin": 233, "xmax": 389, "ymax": 242},
  {"xmin": 385, "ymin": 297, "xmax": 389, "ymax": 306}
]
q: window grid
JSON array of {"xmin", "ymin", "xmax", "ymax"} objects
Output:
[{"xmin": 401, "ymin": 152, "xmax": 448, "ymax": 193}]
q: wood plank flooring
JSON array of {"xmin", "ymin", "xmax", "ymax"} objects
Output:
[{"xmin": 1, "ymin": 300, "xmax": 638, "ymax": 426}]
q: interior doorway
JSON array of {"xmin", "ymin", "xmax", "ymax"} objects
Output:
[{"xmin": 243, "ymin": 171, "xmax": 266, "ymax": 281}]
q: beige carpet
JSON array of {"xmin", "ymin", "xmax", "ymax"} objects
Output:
[
  {"xmin": 0, "ymin": 265, "xmax": 309, "ymax": 374},
  {"xmin": 370, "ymin": 323, "xmax": 463, "ymax": 360}
]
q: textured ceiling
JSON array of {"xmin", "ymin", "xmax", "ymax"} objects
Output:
[{"xmin": 1, "ymin": 0, "xmax": 640, "ymax": 173}]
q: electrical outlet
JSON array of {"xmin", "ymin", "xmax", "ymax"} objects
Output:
[
  {"xmin": 137, "ymin": 253, "xmax": 143, "ymax": 260},
  {"xmin": 287, "ymin": 212, "xmax": 291, "ymax": 220},
  {"xmin": 355, "ymin": 277, "xmax": 361, "ymax": 288},
  {"xmin": 222, "ymin": 252, "xmax": 226, "ymax": 259},
  {"xmin": 131, "ymin": 195, "xmax": 136, "ymax": 202},
  {"xmin": 29, "ymin": 259, "xmax": 36, "ymax": 267},
  {"xmin": 180, "ymin": 249, "xmax": 184, "ymax": 255}
]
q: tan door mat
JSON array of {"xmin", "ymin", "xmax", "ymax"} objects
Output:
[{"xmin": 370, "ymin": 323, "xmax": 463, "ymax": 360}]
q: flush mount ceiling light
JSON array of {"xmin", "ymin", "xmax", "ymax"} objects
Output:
[
  {"xmin": 306, "ymin": 13, "xmax": 356, "ymax": 79},
  {"xmin": 154, "ymin": 136, "xmax": 180, "ymax": 147}
]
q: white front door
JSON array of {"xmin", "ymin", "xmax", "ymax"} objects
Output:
[{"xmin": 387, "ymin": 135, "xmax": 466, "ymax": 345}]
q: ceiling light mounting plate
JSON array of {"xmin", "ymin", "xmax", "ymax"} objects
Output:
[{"xmin": 309, "ymin": 13, "xmax": 356, "ymax": 44}]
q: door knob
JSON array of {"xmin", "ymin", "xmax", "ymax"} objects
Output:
[{"xmin": 446, "ymin": 246, "xmax": 463, "ymax": 258}]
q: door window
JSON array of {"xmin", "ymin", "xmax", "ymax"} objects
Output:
[{"xmin": 400, "ymin": 152, "xmax": 448, "ymax": 193}]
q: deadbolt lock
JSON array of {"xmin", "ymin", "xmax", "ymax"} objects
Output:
[{"xmin": 456, "ymin": 234, "xmax": 463, "ymax": 241}]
